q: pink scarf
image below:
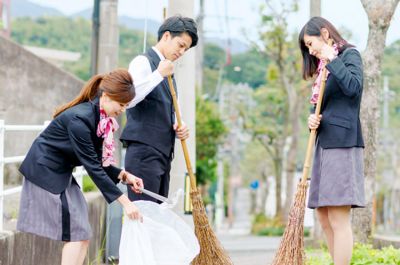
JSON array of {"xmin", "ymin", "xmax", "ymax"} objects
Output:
[
  {"xmin": 310, "ymin": 44, "xmax": 339, "ymax": 104},
  {"xmin": 97, "ymin": 109, "xmax": 119, "ymax": 166}
]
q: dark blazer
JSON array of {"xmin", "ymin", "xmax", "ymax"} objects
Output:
[
  {"xmin": 317, "ymin": 47, "xmax": 364, "ymax": 149},
  {"xmin": 120, "ymin": 48, "xmax": 176, "ymax": 157},
  {"xmin": 19, "ymin": 97, "xmax": 123, "ymax": 203}
]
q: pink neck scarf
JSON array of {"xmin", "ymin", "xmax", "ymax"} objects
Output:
[
  {"xmin": 310, "ymin": 43, "xmax": 339, "ymax": 104},
  {"xmin": 97, "ymin": 109, "xmax": 119, "ymax": 166}
]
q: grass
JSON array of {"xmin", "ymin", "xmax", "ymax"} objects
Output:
[
  {"xmin": 82, "ymin": 175, "xmax": 98, "ymax": 192},
  {"xmin": 305, "ymin": 243, "xmax": 400, "ymax": 265}
]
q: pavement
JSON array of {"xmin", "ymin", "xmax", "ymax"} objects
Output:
[
  {"xmin": 216, "ymin": 187, "xmax": 280, "ymax": 265},
  {"xmin": 219, "ymin": 234, "xmax": 280, "ymax": 265}
]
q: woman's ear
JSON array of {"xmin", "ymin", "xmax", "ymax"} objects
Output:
[
  {"xmin": 101, "ymin": 92, "xmax": 110, "ymax": 102},
  {"xmin": 320, "ymin": 28, "xmax": 330, "ymax": 42}
]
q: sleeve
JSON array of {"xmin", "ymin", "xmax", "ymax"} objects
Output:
[
  {"xmin": 127, "ymin": 55, "xmax": 164, "ymax": 108},
  {"xmin": 67, "ymin": 117, "xmax": 123, "ymax": 203},
  {"xmin": 325, "ymin": 48, "xmax": 363, "ymax": 98},
  {"xmin": 103, "ymin": 165, "xmax": 122, "ymax": 184}
]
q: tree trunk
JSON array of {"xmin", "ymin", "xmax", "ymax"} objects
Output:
[
  {"xmin": 283, "ymin": 98, "xmax": 303, "ymax": 220},
  {"xmin": 274, "ymin": 157, "xmax": 283, "ymax": 220},
  {"xmin": 259, "ymin": 171, "xmax": 269, "ymax": 215},
  {"xmin": 354, "ymin": 0, "xmax": 399, "ymax": 243}
]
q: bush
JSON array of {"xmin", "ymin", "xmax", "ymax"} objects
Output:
[
  {"xmin": 257, "ymin": 227, "xmax": 284, "ymax": 236},
  {"xmin": 82, "ymin": 175, "xmax": 97, "ymax": 192},
  {"xmin": 252, "ymin": 213, "xmax": 310, "ymax": 237},
  {"xmin": 306, "ymin": 243, "xmax": 400, "ymax": 265}
]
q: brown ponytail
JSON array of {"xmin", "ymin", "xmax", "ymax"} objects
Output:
[{"xmin": 53, "ymin": 69, "xmax": 135, "ymax": 118}]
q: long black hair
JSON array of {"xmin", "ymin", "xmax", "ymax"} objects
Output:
[{"xmin": 298, "ymin": 16, "xmax": 353, "ymax": 79}]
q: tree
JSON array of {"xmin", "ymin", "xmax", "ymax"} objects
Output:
[
  {"xmin": 253, "ymin": 0, "xmax": 309, "ymax": 220},
  {"xmin": 354, "ymin": 0, "xmax": 400, "ymax": 243},
  {"xmin": 244, "ymin": 85, "xmax": 287, "ymax": 218},
  {"xmin": 195, "ymin": 96, "xmax": 227, "ymax": 185}
]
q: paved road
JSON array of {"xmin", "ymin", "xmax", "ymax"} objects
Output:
[
  {"xmin": 217, "ymin": 187, "xmax": 280, "ymax": 265},
  {"xmin": 220, "ymin": 234, "xmax": 280, "ymax": 265}
]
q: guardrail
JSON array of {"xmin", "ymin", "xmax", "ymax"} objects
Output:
[{"xmin": 0, "ymin": 119, "xmax": 85, "ymax": 231}]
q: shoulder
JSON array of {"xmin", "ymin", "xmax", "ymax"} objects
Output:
[
  {"xmin": 129, "ymin": 55, "xmax": 150, "ymax": 68},
  {"xmin": 340, "ymin": 47, "xmax": 361, "ymax": 59},
  {"xmin": 63, "ymin": 102, "xmax": 95, "ymax": 128},
  {"xmin": 128, "ymin": 55, "xmax": 152, "ymax": 80}
]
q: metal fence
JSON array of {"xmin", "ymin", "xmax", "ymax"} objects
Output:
[{"xmin": 0, "ymin": 119, "xmax": 85, "ymax": 231}]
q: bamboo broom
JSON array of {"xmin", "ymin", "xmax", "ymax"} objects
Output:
[
  {"xmin": 271, "ymin": 40, "xmax": 333, "ymax": 265},
  {"xmin": 167, "ymin": 76, "xmax": 233, "ymax": 265}
]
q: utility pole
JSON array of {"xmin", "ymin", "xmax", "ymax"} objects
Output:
[
  {"xmin": 0, "ymin": 0, "xmax": 11, "ymax": 38},
  {"xmin": 90, "ymin": 0, "xmax": 100, "ymax": 76},
  {"xmin": 195, "ymin": 0, "xmax": 204, "ymax": 94},
  {"xmin": 168, "ymin": 0, "xmax": 196, "ymax": 217},
  {"xmin": 97, "ymin": 0, "xmax": 119, "ymax": 73},
  {"xmin": 310, "ymin": 0, "xmax": 321, "ymax": 17},
  {"xmin": 94, "ymin": 1, "xmax": 121, "ymax": 263}
]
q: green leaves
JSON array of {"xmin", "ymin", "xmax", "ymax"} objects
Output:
[
  {"xmin": 195, "ymin": 97, "xmax": 227, "ymax": 185},
  {"xmin": 305, "ymin": 243, "xmax": 400, "ymax": 265},
  {"xmin": 11, "ymin": 17, "xmax": 156, "ymax": 81}
]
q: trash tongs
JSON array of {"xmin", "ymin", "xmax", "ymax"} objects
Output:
[{"xmin": 123, "ymin": 181, "xmax": 173, "ymax": 204}]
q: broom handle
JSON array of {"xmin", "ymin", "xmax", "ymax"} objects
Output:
[
  {"xmin": 167, "ymin": 76, "xmax": 198, "ymax": 192},
  {"xmin": 301, "ymin": 40, "xmax": 333, "ymax": 183}
]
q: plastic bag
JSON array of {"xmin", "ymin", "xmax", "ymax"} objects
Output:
[{"xmin": 119, "ymin": 196, "xmax": 199, "ymax": 265}]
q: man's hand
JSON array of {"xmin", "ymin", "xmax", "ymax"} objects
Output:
[
  {"xmin": 174, "ymin": 122, "xmax": 189, "ymax": 140},
  {"xmin": 157, "ymin": 59, "xmax": 174, "ymax": 77}
]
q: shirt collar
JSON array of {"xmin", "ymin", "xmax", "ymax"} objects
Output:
[{"xmin": 152, "ymin": 46, "xmax": 165, "ymax": 61}]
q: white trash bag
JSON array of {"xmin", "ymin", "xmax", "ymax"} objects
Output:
[{"xmin": 119, "ymin": 190, "xmax": 200, "ymax": 265}]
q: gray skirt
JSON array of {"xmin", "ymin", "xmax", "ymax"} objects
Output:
[
  {"xmin": 17, "ymin": 177, "xmax": 92, "ymax": 241},
  {"xmin": 308, "ymin": 141, "xmax": 365, "ymax": 209}
]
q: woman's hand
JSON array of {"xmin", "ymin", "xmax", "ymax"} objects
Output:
[
  {"xmin": 126, "ymin": 172, "xmax": 144, "ymax": 193},
  {"xmin": 119, "ymin": 170, "xmax": 144, "ymax": 193},
  {"xmin": 308, "ymin": 114, "xmax": 322, "ymax": 130},
  {"xmin": 124, "ymin": 201, "xmax": 142, "ymax": 221},
  {"xmin": 320, "ymin": 43, "xmax": 337, "ymax": 61},
  {"xmin": 117, "ymin": 195, "xmax": 143, "ymax": 221}
]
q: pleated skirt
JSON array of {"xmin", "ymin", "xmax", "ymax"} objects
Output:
[
  {"xmin": 308, "ymin": 140, "xmax": 365, "ymax": 209},
  {"xmin": 17, "ymin": 177, "xmax": 92, "ymax": 241}
]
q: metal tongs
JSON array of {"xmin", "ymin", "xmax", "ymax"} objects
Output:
[{"xmin": 122, "ymin": 181, "xmax": 173, "ymax": 204}]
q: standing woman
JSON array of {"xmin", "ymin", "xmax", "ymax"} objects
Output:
[
  {"xmin": 17, "ymin": 69, "xmax": 144, "ymax": 265},
  {"xmin": 299, "ymin": 17, "xmax": 365, "ymax": 265}
]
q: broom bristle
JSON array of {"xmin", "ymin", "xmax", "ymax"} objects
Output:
[
  {"xmin": 270, "ymin": 182, "xmax": 308, "ymax": 265},
  {"xmin": 190, "ymin": 191, "xmax": 233, "ymax": 265}
]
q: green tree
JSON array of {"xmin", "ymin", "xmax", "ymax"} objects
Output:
[
  {"xmin": 11, "ymin": 17, "xmax": 154, "ymax": 80},
  {"xmin": 246, "ymin": 0, "xmax": 308, "ymax": 219},
  {"xmin": 196, "ymin": 96, "xmax": 227, "ymax": 185},
  {"xmin": 224, "ymin": 48, "xmax": 270, "ymax": 89}
]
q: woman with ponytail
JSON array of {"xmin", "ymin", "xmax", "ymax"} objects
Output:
[{"xmin": 17, "ymin": 69, "xmax": 144, "ymax": 265}]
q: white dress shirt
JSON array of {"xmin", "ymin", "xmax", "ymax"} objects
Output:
[
  {"xmin": 127, "ymin": 47, "xmax": 164, "ymax": 108},
  {"xmin": 126, "ymin": 47, "xmax": 183, "ymax": 128}
]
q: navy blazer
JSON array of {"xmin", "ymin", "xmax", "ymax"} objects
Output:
[
  {"xmin": 19, "ymin": 97, "xmax": 123, "ymax": 203},
  {"xmin": 317, "ymin": 48, "xmax": 364, "ymax": 149}
]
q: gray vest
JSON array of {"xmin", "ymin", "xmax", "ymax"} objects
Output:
[{"xmin": 121, "ymin": 49, "xmax": 176, "ymax": 156}]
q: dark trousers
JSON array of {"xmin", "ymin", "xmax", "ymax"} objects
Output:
[{"xmin": 124, "ymin": 142, "xmax": 171, "ymax": 203}]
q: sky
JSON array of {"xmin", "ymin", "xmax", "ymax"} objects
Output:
[{"xmin": 29, "ymin": 0, "xmax": 400, "ymax": 50}]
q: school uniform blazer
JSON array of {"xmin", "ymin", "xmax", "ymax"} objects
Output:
[
  {"xmin": 317, "ymin": 47, "xmax": 365, "ymax": 149},
  {"xmin": 19, "ymin": 97, "xmax": 123, "ymax": 203}
]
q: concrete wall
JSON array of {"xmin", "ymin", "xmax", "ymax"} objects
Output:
[
  {"xmin": 0, "ymin": 192, "xmax": 107, "ymax": 265},
  {"xmin": 0, "ymin": 35, "xmax": 84, "ymax": 182}
]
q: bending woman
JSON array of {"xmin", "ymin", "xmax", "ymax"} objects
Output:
[
  {"xmin": 299, "ymin": 17, "xmax": 365, "ymax": 265},
  {"xmin": 17, "ymin": 69, "xmax": 144, "ymax": 265}
]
